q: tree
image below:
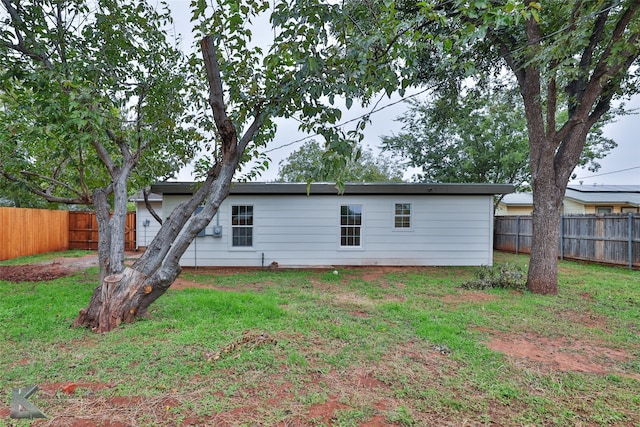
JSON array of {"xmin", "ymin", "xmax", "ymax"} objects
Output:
[
  {"xmin": 1, "ymin": 0, "xmax": 199, "ymax": 286},
  {"xmin": 277, "ymin": 140, "xmax": 404, "ymax": 182},
  {"xmin": 3, "ymin": 0, "xmax": 417, "ymax": 332},
  {"xmin": 473, "ymin": 2, "xmax": 639, "ymax": 294},
  {"xmin": 0, "ymin": 0, "xmax": 202, "ymax": 331},
  {"xmin": 354, "ymin": 0, "xmax": 640, "ymax": 294},
  {"xmin": 381, "ymin": 81, "xmax": 616, "ymax": 194},
  {"xmin": 382, "ymin": 83, "xmax": 531, "ymax": 189}
]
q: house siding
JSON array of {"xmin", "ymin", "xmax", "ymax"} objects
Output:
[
  {"xmin": 136, "ymin": 201, "xmax": 162, "ymax": 249},
  {"xmin": 583, "ymin": 204, "xmax": 636, "ymax": 214},
  {"xmin": 562, "ymin": 199, "xmax": 585, "ymax": 214},
  {"xmin": 496, "ymin": 205, "xmax": 532, "ymax": 216},
  {"xmin": 158, "ymin": 193, "xmax": 495, "ymax": 267}
]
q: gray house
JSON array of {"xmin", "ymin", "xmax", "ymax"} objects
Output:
[{"xmin": 139, "ymin": 182, "xmax": 514, "ymax": 268}]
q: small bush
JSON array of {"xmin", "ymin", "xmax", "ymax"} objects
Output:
[{"xmin": 461, "ymin": 263, "xmax": 527, "ymax": 291}]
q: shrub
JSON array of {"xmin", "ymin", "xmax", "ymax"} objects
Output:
[{"xmin": 461, "ymin": 263, "xmax": 527, "ymax": 291}]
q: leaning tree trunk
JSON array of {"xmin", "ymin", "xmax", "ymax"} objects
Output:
[
  {"xmin": 73, "ymin": 35, "xmax": 261, "ymax": 333},
  {"xmin": 72, "ymin": 168, "xmax": 232, "ymax": 332}
]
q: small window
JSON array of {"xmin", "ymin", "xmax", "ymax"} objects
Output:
[
  {"xmin": 596, "ymin": 206, "xmax": 612, "ymax": 215},
  {"xmin": 232, "ymin": 205, "xmax": 253, "ymax": 247},
  {"xmin": 340, "ymin": 205, "xmax": 362, "ymax": 247},
  {"xmin": 621, "ymin": 207, "xmax": 638, "ymax": 213},
  {"xmin": 394, "ymin": 203, "xmax": 411, "ymax": 228}
]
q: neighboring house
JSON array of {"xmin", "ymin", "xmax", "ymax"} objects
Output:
[
  {"xmin": 496, "ymin": 185, "xmax": 640, "ymax": 216},
  {"xmin": 138, "ymin": 182, "xmax": 514, "ymax": 267}
]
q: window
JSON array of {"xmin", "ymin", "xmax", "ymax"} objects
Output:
[
  {"xmin": 394, "ymin": 203, "xmax": 411, "ymax": 228},
  {"xmin": 232, "ymin": 205, "xmax": 253, "ymax": 247},
  {"xmin": 596, "ymin": 206, "xmax": 612, "ymax": 215},
  {"xmin": 340, "ymin": 205, "xmax": 362, "ymax": 247},
  {"xmin": 622, "ymin": 207, "xmax": 638, "ymax": 213}
]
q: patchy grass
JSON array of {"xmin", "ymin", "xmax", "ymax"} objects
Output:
[
  {"xmin": 0, "ymin": 250, "xmax": 94, "ymax": 266},
  {"xmin": 0, "ymin": 251, "xmax": 638, "ymax": 426}
]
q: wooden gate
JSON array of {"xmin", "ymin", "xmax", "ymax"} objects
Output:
[{"xmin": 69, "ymin": 212, "xmax": 136, "ymax": 251}]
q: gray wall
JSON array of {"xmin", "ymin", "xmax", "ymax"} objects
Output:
[{"xmin": 149, "ymin": 193, "xmax": 495, "ymax": 267}]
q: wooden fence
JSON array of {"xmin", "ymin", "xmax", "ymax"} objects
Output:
[
  {"xmin": 494, "ymin": 214, "xmax": 640, "ymax": 269},
  {"xmin": 69, "ymin": 211, "xmax": 136, "ymax": 251},
  {"xmin": 0, "ymin": 207, "xmax": 69, "ymax": 261},
  {"xmin": 0, "ymin": 208, "xmax": 136, "ymax": 260}
]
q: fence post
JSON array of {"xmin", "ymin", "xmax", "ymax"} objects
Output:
[
  {"xmin": 629, "ymin": 213, "xmax": 633, "ymax": 270},
  {"xmin": 515, "ymin": 216, "xmax": 519, "ymax": 254},
  {"xmin": 560, "ymin": 215, "xmax": 564, "ymax": 261}
]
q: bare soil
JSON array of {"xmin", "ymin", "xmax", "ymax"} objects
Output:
[
  {"xmin": 2, "ymin": 257, "xmax": 637, "ymax": 426},
  {"xmin": 0, "ymin": 254, "xmax": 99, "ymax": 282}
]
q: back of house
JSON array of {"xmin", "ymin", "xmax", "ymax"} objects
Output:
[{"xmin": 139, "ymin": 182, "xmax": 514, "ymax": 268}]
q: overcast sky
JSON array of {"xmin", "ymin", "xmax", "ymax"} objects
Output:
[{"xmin": 164, "ymin": 0, "xmax": 639, "ymax": 186}]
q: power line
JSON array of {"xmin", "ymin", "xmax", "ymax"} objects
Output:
[
  {"xmin": 264, "ymin": 2, "xmax": 628, "ymax": 156},
  {"xmin": 574, "ymin": 165, "xmax": 640, "ymax": 180},
  {"xmin": 263, "ymin": 86, "xmax": 431, "ymax": 154}
]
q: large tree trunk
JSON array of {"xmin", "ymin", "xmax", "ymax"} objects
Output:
[
  {"xmin": 73, "ymin": 36, "xmax": 263, "ymax": 333},
  {"xmin": 527, "ymin": 178, "xmax": 564, "ymax": 295},
  {"xmin": 72, "ymin": 164, "xmax": 237, "ymax": 332}
]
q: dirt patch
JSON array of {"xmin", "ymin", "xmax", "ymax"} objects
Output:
[
  {"xmin": 440, "ymin": 291, "xmax": 499, "ymax": 304},
  {"xmin": 0, "ymin": 255, "xmax": 96, "ymax": 282},
  {"xmin": 0, "ymin": 253, "xmax": 140, "ymax": 282},
  {"xmin": 486, "ymin": 330, "xmax": 639, "ymax": 380},
  {"xmin": 0, "ymin": 262, "xmax": 74, "ymax": 282}
]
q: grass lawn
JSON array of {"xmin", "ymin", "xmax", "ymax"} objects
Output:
[{"xmin": 0, "ymin": 251, "xmax": 638, "ymax": 426}]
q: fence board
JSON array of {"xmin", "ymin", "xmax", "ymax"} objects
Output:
[
  {"xmin": 0, "ymin": 208, "xmax": 136, "ymax": 261},
  {"xmin": 0, "ymin": 208, "xmax": 69, "ymax": 260},
  {"xmin": 69, "ymin": 212, "xmax": 136, "ymax": 251},
  {"xmin": 495, "ymin": 214, "xmax": 640, "ymax": 268}
]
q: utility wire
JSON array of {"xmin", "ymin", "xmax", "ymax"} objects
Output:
[
  {"xmin": 263, "ymin": 86, "xmax": 432, "ymax": 154},
  {"xmin": 574, "ymin": 165, "xmax": 640, "ymax": 180},
  {"xmin": 264, "ymin": 1, "xmax": 627, "ymax": 155}
]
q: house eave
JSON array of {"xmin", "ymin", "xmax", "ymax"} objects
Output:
[{"xmin": 150, "ymin": 182, "xmax": 515, "ymax": 196}]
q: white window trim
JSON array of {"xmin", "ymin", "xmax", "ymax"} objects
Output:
[
  {"xmin": 339, "ymin": 204, "xmax": 363, "ymax": 249},
  {"xmin": 393, "ymin": 202, "xmax": 413, "ymax": 231},
  {"xmin": 230, "ymin": 204, "xmax": 255, "ymax": 249}
]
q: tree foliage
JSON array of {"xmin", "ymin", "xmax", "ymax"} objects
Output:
[
  {"xmin": 0, "ymin": 0, "xmax": 198, "ymax": 204},
  {"xmin": 381, "ymin": 81, "xmax": 616, "ymax": 190},
  {"xmin": 1, "ymin": 0, "xmax": 200, "ymax": 281},
  {"xmin": 277, "ymin": 140, "xmax": 404, "ymax": 182}
]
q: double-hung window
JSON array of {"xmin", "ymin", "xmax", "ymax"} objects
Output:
[
  {"xmin": 340, "ymin": 205, "xmax": 362, "ymax": 247},
  {"xmin": 232, "ymin": 205, "xmax": 253, "ymax": 247},
  {"xmin": 394, "ymin": 203, "xmax": 411, "ymax": 229}
]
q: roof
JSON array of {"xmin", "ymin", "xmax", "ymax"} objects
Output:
[
  {"xmin": 499, "ymin": 193, "xmax": 533, "ymax": 205},
  {"xmin": 567, "ymin": 185, "xmax": 640, "ymax": 193},
  {"xmin": 500, "ymin": 185, "xmax": 640, "ymax": 207},
  {"xmin": 565, "ymin": 188, "xmax": 640, "ymax": 206},
  {"xmin": 129, "ymin": 191, "xmax": 162, "ymax": 202},
  {"xmin": 150, "ymin": 182, "xmax": 515, "ymax": 196}
]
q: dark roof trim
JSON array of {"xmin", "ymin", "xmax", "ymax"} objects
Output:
[
  {"xmin": 151, "ymin": 182, "xmax": 515, "ymax": 196},
  {"xmin": 567, "ymin": 184, "xmax": 640, "ymax": 193}
]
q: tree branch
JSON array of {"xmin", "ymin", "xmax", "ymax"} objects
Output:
[
  {"xmin": 200, "ymin": 36, "xmax": 238, "ymax": 158},
  {"xmin": 98, "ymin": 133, "xmax": 118, "ymax": 174},
  {"xmin": 143, "ymin": 188, "xmax": 163, "ymax": 225},
  {"xmin": 1, "ymin": 170, "xmax": 91, "ymax": 205},
  {"xmin": 546, "ymin": 66, "xmax": 558, "ymax": 141},
  {"xmin": 576, "ymin": 3, "xmax": 640, "ymax": 114},
  {"xmin": 566, "ymin": 1, "xmax": 611, "ymax": 114},
  {"xmin": 1, "ymin": 0, "xmax": 54, "ymax": 69}
]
